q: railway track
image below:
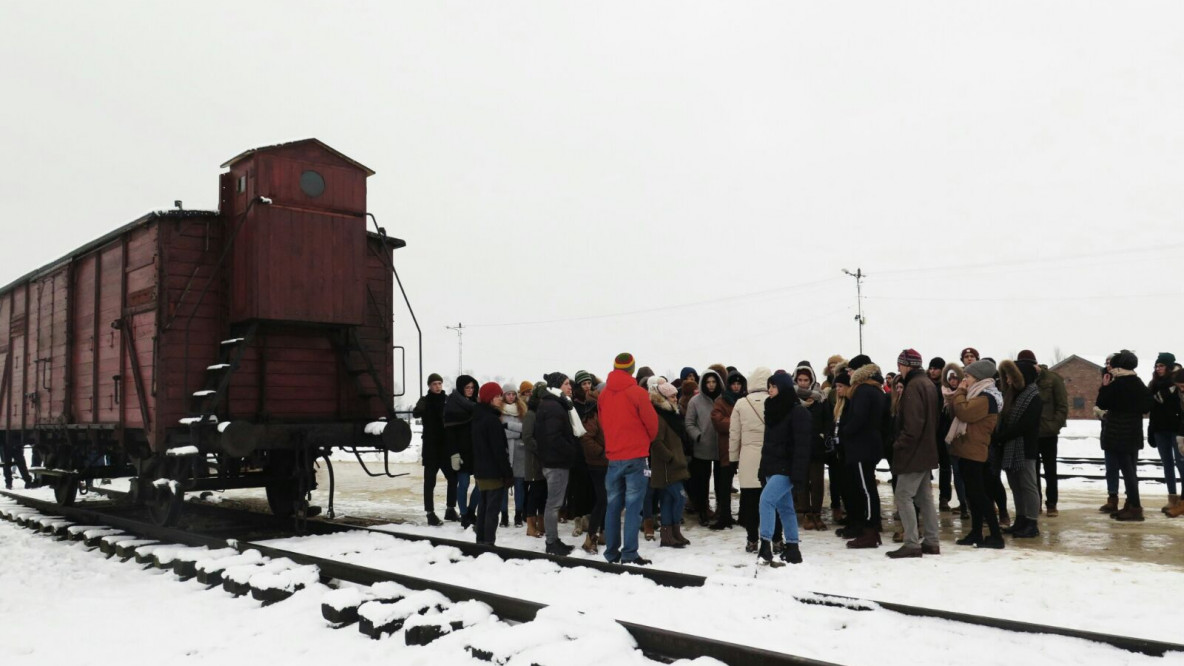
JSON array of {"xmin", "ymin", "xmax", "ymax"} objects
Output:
[
  {"xmin": 0, "ymin": 491, "xmax": 829, "ymax": 666},
  {"xmin": 3, "ymin": 490, "xmax": 1182, "ymax": 659}
]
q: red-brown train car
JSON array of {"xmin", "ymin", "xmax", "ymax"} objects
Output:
[{"xmin": 1, "ymin": 139, "xmax": 411, "ymax": 524}]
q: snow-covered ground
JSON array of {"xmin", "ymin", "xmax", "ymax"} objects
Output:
[{"xmin": 2, "ymin": 420, "xmax": 1182, "ymax": 665}]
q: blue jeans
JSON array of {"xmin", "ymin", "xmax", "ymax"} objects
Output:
[
  {"xmin": 1152, "ymin": 431, "xmax": 1184, "ymax": 496},
  {"xmin": 1103, "ymin": 450, "xmax": 1120, "ymax": 495},
  {"xmin": 605, "ymin": 458, "xmax": 648, "ymax": 563},
  {"xmin": 456, "ymin": 472, "xmax": 480, "ymax": 518},
  {"xmin": 659, "ymin": 482, "xmax": 686, "ymax": 526},
  {"xmin": 951, "ymin": 455, "xmax": 968, "ymax": 507},
  {"xmin": 759, "ymin": 474, "xmax": 800, "ymax": 544}
]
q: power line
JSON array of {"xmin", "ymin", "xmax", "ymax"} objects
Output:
[
  {"xmin": 466, "ymin": 276, "xmax": 843, "ymax": 328},
  {"xmin": 871, "ymin": 240, "xmax": 1184, "ymax": 280},
  {"xmin": 866, "ymin": 291, "xmax": 1184, "ymax": 304}
]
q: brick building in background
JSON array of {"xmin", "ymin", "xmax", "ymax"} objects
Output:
[{"xmin": 1049, "ymin": 355, "xmax": 1105, "ymax": 420}]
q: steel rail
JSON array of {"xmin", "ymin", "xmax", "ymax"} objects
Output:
[
  {"xmin": 0, "ymin": 492, "xmax": 831, "ymax": 666},
  {"xmin": 6, "ymin": 491, "xmax": 1182, "ymax": 658}
]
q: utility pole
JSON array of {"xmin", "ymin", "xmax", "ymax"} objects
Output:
[
  {"xmin": 445, "ymin": 322, "xmax": 464, "ymax": 376},
  {"xmin": 842, "ymin": 269, "xmax": 866, "ymax": 354}
]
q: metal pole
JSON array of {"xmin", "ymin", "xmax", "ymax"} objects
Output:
[
  {"xmin": 843, "ymin": 269, "xmax": 866, "ymax": 354},
  {"xmin": 445, "ymin": 323, "xmax": 464, "ymax": 376}
]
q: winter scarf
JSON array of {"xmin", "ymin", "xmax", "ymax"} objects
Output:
[
  {"xmin": 548, "ymin": 387, "xmax": 587, "ymax": 438},
  {"xmin": 945, "ymin": 378, "xmax": 1003, "ymax": 444},
  {"xmin": 998, "ymin": 382, "xmax": 1039, "ymax": 471}
]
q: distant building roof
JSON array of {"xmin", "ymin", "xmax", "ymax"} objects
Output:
[{"xmin": 1050, "ymin": 355, "xmax": 1105, "ymax": 372}]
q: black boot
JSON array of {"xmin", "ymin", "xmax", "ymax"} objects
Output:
[
  {"xmin": 757, "ymin": 539, "xmax": 783, "ymax": 567},
  {"xmin": 443, "ymin": 507, "xmax": 460, "ymax": 522},
  {"xmin": 780, "ymin": 542, "xmax": 803, "ymax": 564},
  {"xmin": 1013, "ymin": 520, "xmax": 1040, "ymax": 538},
  {"xmin": 500, "ymin": 513, "xmax": 509, "ymax": 528},
  {"xmin": 546, "ymin": 540, "xmax": 573, "ymax": 556},
  {"xmin": 514, "ymin": 512, "xmax": 523, "ymax": 527},
  {"xmin": 426, "ymin": 512, "xmax": 443, "ymax": 526}
]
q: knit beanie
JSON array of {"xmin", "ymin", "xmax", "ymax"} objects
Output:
[
  {"xmin": 655, "ymin": 378, "xmax": 678, "ymax": 400},
  {"xmin": 964, "ymin": 359, "xmax": 997, "ymax": 381},
  {"xmin": 1156, "ymin": 352, "xmax": 1176, "ymax": 367},
  {"xmin": 544, "ymin": 372, "xmax": 570, "ymax": 390},
  {"xmin": 897, "ymin": 349, "xmax": 923, "ymax": 368},
  {"xmin": 427, "ymin": 372, "xmax": 443, "ymax": 386},
  {"xmin": 518, "ymin": 380, "xmax": 534, "ymax": 394},
  {"xmin": 1017, "ymin": 350, "xmax": 1037, "ymax": 363},
  {"xmin": 679, "ymin": 367, "xmax": 698, "ymax": 382},
  {"xmin": 614, "ymin": 353, "xmax": 636, "ymax": 373},
  {"xmin": 574, "ymin": 370, "xmax": 594, "ymax": 386},
  {"xmin": 927, "ymin": 357, "xmax": 945, "ymax": 370},
  {"xmin": 960, "ymin": 347, "xmax": 980, "ymax": 361},
  {"xmin": 848, "ymin": 355, "xmax": 872, "ymax": 370},
  {"xmin": 478, "ymin": 382, "xmax": 502, "ymax": 405},
  {"xmin": 501, "ymin": 382, "xmax": 518, "ymax": 395},
  {"xmin": 833, "ymin": 370, "xmax": 852, "ymax": 386},
  {"xmin": 1111, "ymin": 350, "xmax": 1138, "ymax": 371}
]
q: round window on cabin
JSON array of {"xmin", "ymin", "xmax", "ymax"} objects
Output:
[{"xmin": 299, "ymin": 170, "xmax": 326, "ymax": 198}]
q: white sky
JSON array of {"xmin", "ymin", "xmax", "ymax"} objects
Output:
[{"xmin": 2, "ymin": 1, "xmax": 1182, "ymax": 392}]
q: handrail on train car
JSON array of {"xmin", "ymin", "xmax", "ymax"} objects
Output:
[
  {"xmin": 366, "ymin": 213, "xmax": 423, "ymax": 402},
  {"xmin": 169, "ymin": 196, "xmax": 268, "ymax": 400}
]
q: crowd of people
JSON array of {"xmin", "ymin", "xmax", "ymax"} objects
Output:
[{"xmin": 409, "ymin": 348, "xmax": 1184, "ymax": 566}]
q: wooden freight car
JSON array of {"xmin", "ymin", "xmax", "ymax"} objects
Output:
[{"xmin": 1, "ymin": 139, "xmax": 412, "ymax": 524}]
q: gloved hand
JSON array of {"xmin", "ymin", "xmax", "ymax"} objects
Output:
[{"xmin": 450, "ymin": 453, "xmax": 462, "ymax": 471}]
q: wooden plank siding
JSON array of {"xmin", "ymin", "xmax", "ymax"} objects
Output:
[{"xmin": 0, "ymin": 140, "xmax": 398, "ymax": 459}]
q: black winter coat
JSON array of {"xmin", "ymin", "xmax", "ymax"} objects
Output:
[
  {"xmin": 471, "ymin": 403, "xmax": 513, "ymax": 481},
  {"xmin": 839, "ymin": 384, "xmax": 888, "ymax": 464},
  {"xmin": 759, "ymin": 394, "xmax": 814, "ymax": 485},
  {"xmin": 1147, "ymin": 375, "xmax": 1180, "ymax": 434},
  {"xmin": 993, "ymin": 391, "xmax": 1043, "ymax": 460},
  {"xmin": 443, "ymin": 378, "xmax": 478, "ymax": 473},
  {"xmin": 534, "ymin": 391, "xmax": 583, "ymax": 469},
  {"xmin": 1096, "ymin": 374, "xmax": 1152, "ymax": 453},
  {"xmin": 799, "ymin": 393, "xmax": 834, "ymax": 460},
  {"xmin": 412, "ymin": 391, "xmax": 447, "ymax": 468}
]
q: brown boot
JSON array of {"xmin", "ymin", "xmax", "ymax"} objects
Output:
[
  {"xmin": 643, "ymin": 517, "xmax": 655, "ymax": 541},
  {"xmin": 582, "ymin": 533, "xmax": 598, "ymax": 554},
  {"xmin": 799, "ymin": 514, "xmax": 816, "ymax": 531},
  {"xmin": 660, "ymin": 525, "xmax": 684, "ymax": 548},
  {"xmin": 1099, "ymin": 494, "xmax": 1119, "ymax": 513},
  {"xmin": 812, "ymin": 513, "xmax": 828, "ymax": 531},
  {"xmin": 1168, "ymin": 501, "xmax": 1184, "ymax": 518},
  {"xmin": 597, "ymin": 529, "xmax": 606, "ymax": 545},
  {"xmin": 526, "ymin": 516, "xmax": 543, "ymax": 538},
  {"xmin": 1113, "ymin": 504, "xmax": 1145, "ymax": 521},
  {"xmin": 672, "ymin": 523, "xmax": 690, "ymax": 546},
  {"xmin": 832, "ymin": 507, "xmax": 845, "ymax": 524},
  {"xmin": 846, "ymin": 527, "xmax": 882, "ymax": 549},
  {"xmin": 1162, "ymin": 494, "xmax": 1180, "ymax": 515}
]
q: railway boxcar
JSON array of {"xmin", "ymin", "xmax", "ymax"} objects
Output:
[{"xmin": 0, "ymin": 139, "xmax": 412, "ymax": 524}]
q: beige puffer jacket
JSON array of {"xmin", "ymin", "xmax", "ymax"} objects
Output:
[{"xmin": 729, "ymin": 366, "xmax": 773, "ymax": 489}]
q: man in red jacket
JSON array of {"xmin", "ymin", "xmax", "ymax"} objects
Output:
[{"xmin": 598, "ymin": 352, "xmax": 660, "ymax": 565}]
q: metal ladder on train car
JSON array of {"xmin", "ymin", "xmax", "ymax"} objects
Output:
[
  {"xmin": 331, "ymin": 327, "xmax": 395, "ymax": 420},
  {"xmin": 187, "ymin": 321, "xmax": 260, "ymax": 432}
]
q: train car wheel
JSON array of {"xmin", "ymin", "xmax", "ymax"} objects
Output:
[
  {"xmin": 54, "ymin": 476, "xmax": 78, "ymax": 507},
  {"xmin": 266, "ymin": 480, "xmax": 299, "ymax": 519},
  {"xmin": 147, "ymin": 482, "xmax": 183, "ymax": 527}
]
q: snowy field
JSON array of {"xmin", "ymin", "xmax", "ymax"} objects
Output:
[{"xmin": 1, "ymin": 420, "xmax": 1182, "ymax": 666}]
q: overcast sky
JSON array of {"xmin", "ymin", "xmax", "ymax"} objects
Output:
[{"xmin": 3, "ymin": 1, "xmax": 1182, "ymax": 394}]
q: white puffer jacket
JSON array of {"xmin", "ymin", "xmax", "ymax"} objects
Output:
[{"xmin": 729, "ymin": 367, "xmax": 772, "ymax": 489}]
